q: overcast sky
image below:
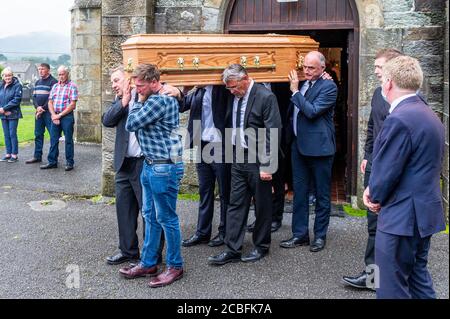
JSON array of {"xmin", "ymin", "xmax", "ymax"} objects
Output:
[{"xmin": 0, "ymin": 0, "xmax": 73, "ymax": 38}]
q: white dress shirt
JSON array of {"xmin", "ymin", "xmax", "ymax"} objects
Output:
[{"xmin": 232, "ymin": 80, "xmax": 255, "ymax": 148}]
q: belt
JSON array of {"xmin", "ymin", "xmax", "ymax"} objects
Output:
[{"xmin": 145, "ymin": 158, "xmax": 180, "ymax": 165}]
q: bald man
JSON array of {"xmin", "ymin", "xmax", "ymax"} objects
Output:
[{"xmin": 280, "ymin": 51, "xmax": 338, "ymax": 252}]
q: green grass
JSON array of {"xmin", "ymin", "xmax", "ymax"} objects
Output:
[
  {"xmin": 0, "ymin": 105, "xmax": 49, "ymax": 147},
  {"xmin": 178, "ymin": 193, "xmax": 200, "ymax": 201},
  {"xmin": 443, "ymin": 224, "xmax": 449, "ymax": 235},
  {"xmin": 342, "ymin": 204, "xmax": 367, "ymax": 217}
]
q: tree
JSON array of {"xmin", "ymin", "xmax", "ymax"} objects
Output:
[
  {"xmin": 56, "ymin": 54, "xmax": 71, "ymax": 66},
  {"xmin": 0, "ymin": 54, "xmax": 7, "ymax": 62}
]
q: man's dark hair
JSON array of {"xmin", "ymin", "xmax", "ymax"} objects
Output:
[
  {"xmin": 132, "ymin": 64, "xmax": 160, "ymax": 82},
  {"xmin": 40, "ymin": 63, "xmax": 51, "ymax": 69}
]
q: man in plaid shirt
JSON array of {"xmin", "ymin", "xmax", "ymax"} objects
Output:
[
  {"xmin": 40, "ymin": 65, "xmax": 78, "ymax": 171},
  {"xmin": 121, "ymin": 64, "xmax": 184, "ymax": 288}
]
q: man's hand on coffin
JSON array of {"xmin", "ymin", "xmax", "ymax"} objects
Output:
[
  {"xmin": 122, "ymin": 78, "xmax": 132, "ymax": 107},
  {"xmin": 288, "ymin": 69, "xmax": 300, "ymax": 94}
]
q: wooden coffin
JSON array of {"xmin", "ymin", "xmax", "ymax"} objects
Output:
[{"xmin": 121, "ymin": 34, "xmax": 319, "ymax": 86}]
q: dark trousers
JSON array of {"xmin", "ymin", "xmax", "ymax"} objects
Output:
[
  {"xmin": 115, "ymin": 157, "xmax": 164, "ymax": 259},
  {"xmin": 364, "ymin": 165, "xmax": 378, "ymax": 266},
  {"xmin": 271, "ymin": 167, "xmax": 284, "ymax": 222},
  {"xmin": 225, "ymin": 164, "xmax": 273, "ymax": 254},
  {"xmin": 47, "ymin": 112, "xmax": 74, "ymax": 166},
  {"xmin": 196, "ymin": 150, "xmax": 231, "ymax": 238},
  {"xmin": 291, "ymin": 142, "xmax": 334, "ymax": 239},
  {"xmin": 33, "ymin": 111, "xmax": 53, "ymax": 160},
  {"xmin": 115, "ymin": 157, "xmax": 144, "ymax": 257},
  {"xmin": 375, "ymin": 227, "xmax": 435, "ymax": 299}
]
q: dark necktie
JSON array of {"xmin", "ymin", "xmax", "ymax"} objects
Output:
[
  {"xmin": 235, "ymin": 97, "xmax": 243, "ymax": 128},
  {"xmin": 304, "ymin": 81, "xmax": 313, "ymax": 97}
]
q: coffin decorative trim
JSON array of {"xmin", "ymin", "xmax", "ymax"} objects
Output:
[{"xmin": 122, "ymin": 34, "xmax": 319, "ymax": 85}]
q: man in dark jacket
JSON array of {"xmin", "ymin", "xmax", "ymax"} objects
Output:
[
  {"xmin": 102, "ymin": 67, "xmax": 164, "ymax": 265},
  {"xmin": 342, "ymin": 48, "xmax": 403, "ymax": 290},
  {"xmin": 26, "ymin": 63, "xmax": 58, "ymax": 164},
  {"xmin": 180, "ymin": 85, "xmax": 232, "ymax": 248},
  {"xmin": 364, "ymin": 56, "xmax": 445, "ymax": 299}
]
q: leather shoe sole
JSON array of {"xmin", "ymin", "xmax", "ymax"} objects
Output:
[
  {"xmin": 208, "ymin": 253, "xmax": 241, "ymax": 266},
  {"xmin": 149, "ymin": 272, "xmax": 183, "ymax": 288},
  {"xmin": 65, "ymin": 166, "xmax": 74, "ymax": 171},
  {"xmin": 241, "ymin": 250, "xmax": 268, "ymax": 263},
  {"xmin": 40, "ymin": 164, "xmax": 57, "ymax": 169},
  {"xmin": 279, "ymin": 238, "xmax": 310, "ymax": 249},
  {"xmin": 106, "ymin": 255, "xmax": 139, "ymax": 265},
  {"xmin": 182, "ymin": 236, "xmax": 210, "ymax": 247},
  {"xmin": 25, "ymin": 158, "xmax": 42, "ymax": 164}
]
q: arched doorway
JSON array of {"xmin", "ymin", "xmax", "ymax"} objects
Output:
[{"xmin": 224, "ymin": 0, "xmax": 360, "ymax": 203}]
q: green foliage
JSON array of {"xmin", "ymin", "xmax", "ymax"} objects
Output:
[
  {"xmin": 443, "ymin": 224, "xmax": 449, "ymax": 235},
  {"xmin": 178, "ymin": 193, "xmax": 200, "ymax": 201},
  {"xmin": 0, "ymin": 105, "xmax": 49, "ymax": 147},
  {"xmin": 342, "ymin": 204, "xmax": 367, "ymax": 217}
]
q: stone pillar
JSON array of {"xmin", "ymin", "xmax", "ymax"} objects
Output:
[
  {"xmin": 101, "ymin": 0, "xmax": 156, "ymax": 196},
  {"xmin": 443, "ymin": 0, "xmax": 449, "ymax": 221},
  {"xmin": 71, "ymin": 0, "xmax": 102, "ymax": 143}
]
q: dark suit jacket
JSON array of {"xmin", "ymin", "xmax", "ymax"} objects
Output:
[
  {"xmin": 179, "ymin": 85, "xmax": 231, "ymax": 149},
  {"xmin": 288, "ymin": 78, "xmax": 338, "ymax": 156},
  {"xmin": 226, "ymin": 82, "xmax": 282, "ymax": 173},
  {"xmin": 369, "ymin": 95, "xmax": 446, "ymax": 238},
  {"xmin": 364, "ymin": 87, "xmax": 428, "ymax": 164},
  {"xmin": 102, "ymin": 97, "xmax": 133, "ymax": 172}
]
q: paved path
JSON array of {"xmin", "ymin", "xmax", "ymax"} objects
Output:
[{"xmin": 0, "ymin": 143, "xmax": 448, "ymax": 299}]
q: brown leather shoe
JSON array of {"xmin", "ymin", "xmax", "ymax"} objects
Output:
[
  {"xmin": 149, "ymin": 267, "xmax": 183, "ymax": 288},
  {"xmin": 25, "ymin": 158, "xmax": 42, "ymax": 164},
  {"xmin": 119, "ymin": 264, "xmax": 158, "ymax": 279}
]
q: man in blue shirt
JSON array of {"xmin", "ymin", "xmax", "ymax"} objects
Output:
[
  {"xmin": 120, "ymin": 64, "xmax": 184, "ymax": 288},
  {"xmin": 26, "ymin": 63, "xmax": 58, "ymax": 164}
]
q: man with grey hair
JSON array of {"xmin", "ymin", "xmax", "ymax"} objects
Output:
[
  {"xmin": 41, "ymin": 65, "xmax": 78, "ymax": 171},
  {"xmin": 208, "ymin": 64, "xmax": 281, "ymax": 265},
  {"xmin": 363, "ymin": 56, "xmax": 445, "ymax": 299},
  {"xmin": 281, "ymin": 51, "xmax": 338, "ymax": 252}
]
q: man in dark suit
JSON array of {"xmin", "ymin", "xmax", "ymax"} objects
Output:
[
  {"xmin": 342, "ymin": 48, "xmax": 403, "ymax": 290},
  {"xmin": 280, "ymin": 51, "xmax": 338, "ymax": 252},
  {"xmin": 208, "ymin": 64, "xmax": 282, "ymax": 265},
  {"xmin": 364, "ymin": 56, "xmax": 445, "ymax": 299},
  {"xmin": 102, "ymin": 67, "xmax": 163, "ymax": 265},
  {"xmin": 179, "ymin": 85, "xmax": 231, "ymax": 248}
]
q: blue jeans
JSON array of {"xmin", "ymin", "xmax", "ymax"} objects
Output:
[
  {"xmin": 1, "ymin": 119, "xmax": 19, "ymax": 155},
  {"xmin": 140, "ymin": 162, "xmax": 184, "ymax": 269},
  {"xmin": 47, "ymin": 112, "xmax": 74, "ymax": 166},
  {"xmin": 34, "ymin": 111, "xmax": 52, "ymax": 160}
]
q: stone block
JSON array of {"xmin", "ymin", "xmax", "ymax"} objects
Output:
[
  {"xmin": 165, "ymin": 7, "xmax": 202, "ymax": 32},
  {"xmin": 415, "ymin": 0, "xmax": 445, "ymax": 12},
  {"xmin": 154, "ymin": 13, "xmax": 167, "ymax": 33},
  {"xmin": 77, "ymin": 110, "xmax": 102, "ymax": 126},
  {"xmin": 102, "ymin": 0, "xmax": 153, "ymax": 16},
  {"xmin": 204, "ymin": 0, "xmax": 223, "ymax": 9},
  {"xmin": 102, "ymin": 16, "xmax": 120, "ymax": 35},
  {"xmin": 383, "ymin": 12, "xmax": 431, "ymax": 28},
  {"xmin": 403, "ymin": 40, "xmax": 444, "ymax": 57},
  {"xmin": 418, "ymin": 55, "xmax": 444, "ymax": 76},
  {"xmin": 119, "ymin": 16, "xmax": 148, "ymax": 35},
  {"xmin": 404, "ymin": 26, "xmax": 443, "ymax": 40},
  {"xmin": 360, "ymin": 1, "xmax": 384, "ymax": 28},
  {"xmin": 383, "ymin": 0, "xmax": 414, "ymax": 12},
  {"xmin": 156, "ymin": 0, "xmax": 201, "ymax": 7},
  {"xmin": 202, "ymin": 7, "xmax": 221, "ymax": 32},
  {"xmin": 362, "ymin": 28, "xmax": 403, "ymax": 55},
  {"xmin": 76, "ymin": 124, "xmax": 101, "ymax": 143},
  {"xmin": 101, "ymin": 172, "xmax": 116, "ymax": 196}
]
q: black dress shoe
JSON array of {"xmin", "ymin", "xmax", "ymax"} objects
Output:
[
  {"xmin": 25, "ymin": 158, "xmax": 42, "ymax": 164},
  {"xmin": 182, "ymin": 234, "xmax": 210, "ymax": 247},
  {"xmin": 40, "ymin": 163, "xmax": 57, "ymax": 169},
  {"xmin": 271, "ymin": 220, "xmax": 282, "ymax": 232},
  {"xmin": 65, "ymin": 165, "xmax": 74, "ymax": 171},
  {"xmin": 247, "ymin": 221, "xmax": 255, "ymax": 233},
  {"xmin": 241, "ymin": 249, "xmax": 268, "ymax": 263},
  {"xmin": 208, "ymin": 233, "xmax": 224, "ymax": 247},
  {"xmin": 208, "ymin": 251, "xmax": 241, "ymax": 265},
  {"xmin": 342, "ymin": 271, "xmax": 375, "ymax": 291},
  {"xmin": 280, "ymin": 236, "xmax": 310, "ymax": 248},
  {"xmin": 310, "ymin": 238, "xmax": 326, "ymax": 252},
  {"xmin": 106, "ymin": 252, "xmax": 139, "ymax": 265}
]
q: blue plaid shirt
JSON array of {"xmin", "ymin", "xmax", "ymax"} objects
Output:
[{"xmin": 126, "ymin": 94, "xmax": 183, "ymax": 161}]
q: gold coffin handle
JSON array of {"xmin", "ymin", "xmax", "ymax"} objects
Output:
[{"xmin": 159, "ymin": 64, "xmax": 276, "ymax": 72}]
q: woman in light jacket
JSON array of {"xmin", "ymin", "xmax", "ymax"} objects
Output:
[{"xmin": 0, "ymin": 67, "xmax": 23, "ymax": 162}]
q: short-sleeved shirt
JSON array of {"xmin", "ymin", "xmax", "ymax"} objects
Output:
[{"xmin": 49, "ymin": 80, "xmax": 78, "ymax": 113}]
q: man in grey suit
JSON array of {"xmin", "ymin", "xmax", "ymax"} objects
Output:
[
  {"xmin": 102, "ymin": 67, "xmax": 163, "ymax": 265},
  {"xmin": 208, "ymin": 64, "xmax": 282, "ymax": 265}
]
